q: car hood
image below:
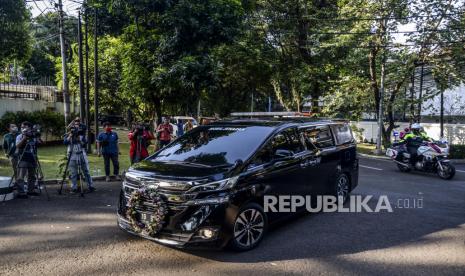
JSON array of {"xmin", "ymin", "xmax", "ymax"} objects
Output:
[{"xmin": 129, "ymin": 160, "xmax": 233, "ymax": 179}]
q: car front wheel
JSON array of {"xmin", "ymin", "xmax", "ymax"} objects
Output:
[{"xmin": 229, "ymin": 203, "xmax": 267, "ymax": 251}]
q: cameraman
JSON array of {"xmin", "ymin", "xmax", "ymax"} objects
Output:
[
  {"xmin": 64, "ymin": 118, "xmax": 95, "ymax": 193},
  {"xmin": 128, "ymin": 123, "xmax": 154, "ymax": 164},
  {"xmin": 15, "ymin": 121, "xmax": 41, "ymax": 198},
  {"xmin": 156, "ymin": 117, "xmax": 173, "ymax": 148},
  {"xmin": 3, "ymin": 123, "xmax": 19, "ymax": 178}
]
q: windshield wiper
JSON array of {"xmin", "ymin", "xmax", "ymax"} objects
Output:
[{"xmin": 153, "ymin": 160, "xmax": 219, "ymax": 168}]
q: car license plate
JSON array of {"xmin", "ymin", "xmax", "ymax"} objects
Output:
[{"xmin": 140, "ymin": 212, "xmax": 152, "ymax": 222}]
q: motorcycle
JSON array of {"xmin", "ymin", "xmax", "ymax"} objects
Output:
[{"xmin": 386, "ymin": 138, "xmax": 456, "ymax": 180}]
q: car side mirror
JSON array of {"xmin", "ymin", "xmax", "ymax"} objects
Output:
[{"xmin": 274, "ymin": 149, "xmax": 293, "ymax": 159}]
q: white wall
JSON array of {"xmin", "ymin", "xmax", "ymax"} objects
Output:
[
  {"xmin": 0, "ymin": 98, "xmax": 66, "ymax": 117},
  {"xmin": 352, "ymin": 121, "xmax": 465, "ymax": 145}
]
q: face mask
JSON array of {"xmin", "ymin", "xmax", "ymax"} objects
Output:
[
  {"xmin": 21, "ymin": 128, "xmax": 28, "ymax": 134},
  {"xmin": 106, "ymin": 127, "xmax": 112, "ymax": 132},
  {"xmin": 11, "ymin": 127, "xmax": 18, "ymax": 133}
]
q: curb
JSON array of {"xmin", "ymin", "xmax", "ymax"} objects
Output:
[
  {"xmin": 358, "ymin": 153, "xmax": 465, "ymax": 164},
  {"xmin": 43, "ymin": 175, "xmax": 113, "ymax": 185},
  {"xmin": 357, "ymin": 153, "xmax": 390, "ymax": 160}
]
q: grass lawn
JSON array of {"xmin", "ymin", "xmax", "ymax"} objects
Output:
[
  {"xmin": 0, "ymin": 127, "xmax": 165, "ymax": 179},
  {"xmin": 357, "ymin": 143, "xmax": 377, "ymax": 155},
  {"xmin": 0, "ymin": 143, "xmax": 136, "ymax": 179}
]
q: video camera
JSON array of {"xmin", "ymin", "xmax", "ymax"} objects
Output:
[
  {"xmin": 67, "ymin": 118, "xmax": 87, "ymax": 137},
  {"xmin": 134, "ymin": 123, "xmax": 150, "ymax": 134},
  {"xmin": 23, "ymin": 124, "xmax": 42, "ymax": 139},
  {"xmin": 69, "ymin": 124, "xmax": 86, "ymax": 136}
]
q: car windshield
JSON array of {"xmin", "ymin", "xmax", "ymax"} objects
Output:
[{"xmin": 150, "ymin": 125, "xmax": 274, "ymax": 167}]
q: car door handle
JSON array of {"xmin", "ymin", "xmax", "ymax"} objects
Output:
[{"xmin": 301, "ymin": 157, "xmax": 321, "ymax": 168}]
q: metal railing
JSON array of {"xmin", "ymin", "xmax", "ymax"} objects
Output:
[{"xmin": 0, "ymin": 83, "xmax": 62, "ymax": 102}]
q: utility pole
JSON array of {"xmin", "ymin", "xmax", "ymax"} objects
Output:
[
  {"xmin": 440, "ymin": 89, "xmax": 444, "ymax": 138},
  {"xmin": 409, "ymin": 70, "xmax": 415, "ymax": 123},
  {"xmin": 375, "ymin": 18, "xmax": 388, "ymax": 155},
  {"xmin": 78, "ymin": 11, "xmax": 85, "ymax": 119},
  {"xmin": 84, "ymin": 5, "xmax": 91, "ymax": 152},
  {"xmin": 93, "ymin": 7, "xmax": 99, "ymax": 149},
  {"xmin": 417, "ymin": 64, "xmax": 424, "ymax": 122},
  {"xmin": 58, "ymin": 0, "xmax": 70, "ymax": 125}
]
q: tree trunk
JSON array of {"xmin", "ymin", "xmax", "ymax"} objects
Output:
[
  {"xmin": 152, "ymin": 96, "xmax": 162, "ymax": 125},
  {"xmin": 368, "ymin": 47, "xmax": 380, "ymax": 115}
]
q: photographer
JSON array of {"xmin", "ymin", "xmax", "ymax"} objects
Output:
[
  {"xmin": 3, "ymin": 123, "xmax": 19, "ymax": 178},
  {"xmin": 97, "ymin": 122, "xmax": 120, "ymax": 182},
  {"xmin": 64, "ymin": 118, "xmax": 95, "ymax": 193},
  {"xmin": 15, "ymin": 121, "xmax": 42, "ymax": 198},
  {"xmin": 156, "ymin": 117, "xmax": 173, "ymax": 148},
  {"xmin": 128, "ymin": 123, "xmax": 154, "ymax": 164}
]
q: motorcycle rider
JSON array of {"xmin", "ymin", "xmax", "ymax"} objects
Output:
[{"xmin": 399, "ymin": 123, "xmax": 430, "ymax": 164}]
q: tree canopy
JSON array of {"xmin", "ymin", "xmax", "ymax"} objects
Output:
[
  {"xmin": 0, "ymin": 0, "xmax": 31, "ymax": 66},
  {"xmin": 5, "ymin": 0, "xmax": 465, "ymax": 142}
]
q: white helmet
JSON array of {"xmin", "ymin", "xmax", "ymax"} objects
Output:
[{"xmin": 411, "ymin": 123, "xmax": 421, "ymax": 130}]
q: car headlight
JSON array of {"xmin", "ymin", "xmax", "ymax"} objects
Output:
[{"xmin": 188, "ymin": 176, "xmax": 239, "ymax": 193}]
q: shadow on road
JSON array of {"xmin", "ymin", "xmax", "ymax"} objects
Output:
[{"xmin": 0, "ymin": 174, "xmax": 464, "ymax": 274}]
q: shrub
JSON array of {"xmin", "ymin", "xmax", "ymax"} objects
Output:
[
  {"xmin": 0, "ymin": 110, "xmax": 67, "ymax": 142},
  {"xmin": 449, "ymin": 144, "xmax": 465, "ymax": 159}
]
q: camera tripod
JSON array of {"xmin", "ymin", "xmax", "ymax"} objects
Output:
[
  {"xmin": 2, "ymin": 141, "xmax": 49, "ymax": 202},
  {"xmin": 58, "ymin": 143, "xmax": 91, "ymax": 197}
]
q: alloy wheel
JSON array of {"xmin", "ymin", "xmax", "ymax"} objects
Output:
[{"xmin": 233, "ymin": 208, "xmax": 265, "ymax": 248}]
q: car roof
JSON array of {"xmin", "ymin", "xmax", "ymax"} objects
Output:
[{"xmin": 209, "ymin": 117, "xmax": 347, "ymax": 128}]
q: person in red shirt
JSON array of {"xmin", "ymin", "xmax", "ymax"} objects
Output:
[
  {"xmin": 156, "ymin": 117, "xmax": 173, "ymax": 148},
  {"xmin": 128, "ymin": 123, "xmax": 155, "ymax": 164}
]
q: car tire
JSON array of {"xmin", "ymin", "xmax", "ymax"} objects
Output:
[
  {"xmin": 332, "ymin": 173, "xmax": 350, "ymax": 203},
  {"xmin": 228, "ymin": 203, "xmax": 267, "ymax": 251}
]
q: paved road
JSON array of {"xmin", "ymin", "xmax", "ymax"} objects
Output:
[{"xmin": 1, "ymin": 157, "xmax": 464, "ymax": 275}]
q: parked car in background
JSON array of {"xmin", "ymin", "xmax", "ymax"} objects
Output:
[
  {"xmin": 98, "ymin": 114, "xmax": 126, "ymax": 126},
  {"xmin": 169, "ymin": 116, "xmax": 198, "ymax": 137},
  {"xmin": 117, "ymin": 118, "xmax": 358, "ymax": 251}
]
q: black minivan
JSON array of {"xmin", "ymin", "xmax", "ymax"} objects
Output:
[{"xmin": 117, "ymin": 118, "xmax": 358, "ymax": 251}]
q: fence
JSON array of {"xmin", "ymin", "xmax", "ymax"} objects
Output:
[
  {"xmin": 0, "ymin": 83, "xmax": 62, "ymax": 102},
  {"xmin": 352, "ymin": 121, "xmax": 465, "ymax": 145}
]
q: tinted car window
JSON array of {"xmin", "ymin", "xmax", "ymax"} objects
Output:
[
  {"xmin": 283, "ymin": 128, "xmax": 305, "ymax": 153},
  {"xmin": 301, "ymin": 125, "xmax": 334, "ymax": 149},
  {"xmin": 249, "ymin": 128, "xmax": 304, "ymax": 167},
  {"xmin": 270, "ymin": 128, "xmax": 304, "ymax": 154},
  {"xmin": 150, "ymin": 126, "xmax": 275, "ymax": 166},
  {"xmin": 332, "ymin": 123, "xmax": 353, "ymax": 145}
]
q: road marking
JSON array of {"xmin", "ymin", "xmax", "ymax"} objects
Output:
[
  {"xmin": 359, "ymin": 165, "xmax": 383, "ymax": 171},
  {"xmin": 456, "ymin": 169, "xmax": 465, "ymax": 173}
]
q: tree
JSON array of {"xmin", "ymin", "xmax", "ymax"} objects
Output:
[
  {"xmin": 329, "ymin": 0, "xmax": 465, "ymax": 147},
  {"xmin": 105, "ymin": 0, "xmax": 244, "ymax": 120},
  {"xmin": 0, "ymin": 0, "xmax": 31, "ymax": 67}
]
